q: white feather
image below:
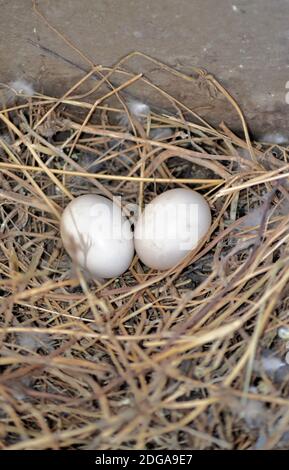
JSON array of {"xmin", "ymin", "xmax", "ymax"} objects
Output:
[
  {"xmin": 118, "ymin": 99, "xmax": 150, "ymax": 128},
  {"xmin": 9, "ymin": 80, "xmax": 34, "ymax": 97},
  {"xmin": 16, "ymin": 333, "xmax": 53, "ymax": 352},
  {"xmin": 0, "ymin": 79, "xmax": 35, "ymax": 107},
  {"xmin": 278, "ymin": 326, "xmax": 289, "ymax": 340},
  {"xmin": 241, "ymin": 400, "xmax": 265, "ymax": 428},
  {"xmin": 261, "ymin": 355, "xmax": 285, "ymax": 372},
  {"xmin": 127, "ymin": 99, "xmax": 150, "ymax": 118}
]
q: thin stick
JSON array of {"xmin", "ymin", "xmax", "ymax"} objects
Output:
[{"xmin": 0, "ymin": 162, "xmax": 223, "ymax": 186}]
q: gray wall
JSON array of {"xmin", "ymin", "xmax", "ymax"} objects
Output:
[{"xmin": 1, "ymin": 0, "xmax": 288, "ymax": 139}]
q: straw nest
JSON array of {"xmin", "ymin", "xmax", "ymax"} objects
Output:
[{"xmin": 1, "ymin": 51, "xmax": 289, "ymax": 450}]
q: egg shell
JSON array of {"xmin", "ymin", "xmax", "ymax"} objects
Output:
[
  {"xmin": 60, "ymin": 194, "xmax": 134, "ymax": 278},
  {"xmin": 134, "ymin": 188, "xmax": 211, "ymax": 270}
]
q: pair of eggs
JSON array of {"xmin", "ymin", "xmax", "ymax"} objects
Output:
[{"xmin": 60, "ymin": 188, "xmax": 212, "ymax": 278}]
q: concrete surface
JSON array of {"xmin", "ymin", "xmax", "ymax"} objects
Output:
[{"xmin": 1, "ymin": 0, "xmax": 289, "ymax": 139}]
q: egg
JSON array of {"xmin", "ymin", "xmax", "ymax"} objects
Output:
[
  {"xmin": 60, "ymin": 194, "xmax": 134, "ymax": 278},
  {"xmin": 134, "ymin": 188, "xmax": 211, "ymax": 270}
]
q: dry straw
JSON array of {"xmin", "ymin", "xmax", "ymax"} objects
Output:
[{"xmin": 1, "ymin": 3, "xmax": 289, "ymax": 451}]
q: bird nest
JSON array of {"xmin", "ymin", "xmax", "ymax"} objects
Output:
[{"xmin": 1, "ymin": 52, "xmax": 289, "ymax": 450}]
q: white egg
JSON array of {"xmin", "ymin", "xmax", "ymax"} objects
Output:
[
  {"xmin": 134, "ymin": 188, "xmax": 211, "ymax": 270},
  {"xmin": 60, "ymin": 194, "xmax": 134, "ymax": 278}
]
